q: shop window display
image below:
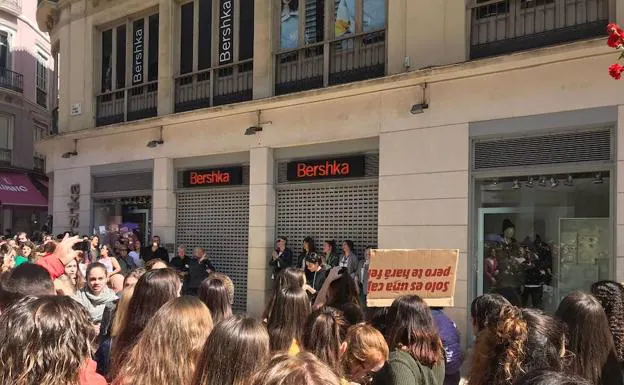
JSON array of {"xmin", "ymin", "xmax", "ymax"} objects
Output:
[
  {"xmin": 92, "ymin": 196, "xmax": 152, "ymax": 248},
  {"xmin": 474, "ymin": 172, "xmax": 611, "ymax": 313}
]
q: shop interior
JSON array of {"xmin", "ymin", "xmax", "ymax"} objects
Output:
[
  {"xmin": 474, "ymin": 171, "xmax": 611, "ymax": 313},
  {"xmin": 92, "ymin": 196, "xmax": 152, "ymax": 246}
]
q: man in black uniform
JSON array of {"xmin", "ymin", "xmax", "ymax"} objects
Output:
[{"xmin": 186, "ymin": 247, "xmax": 215, "ymax": 296}]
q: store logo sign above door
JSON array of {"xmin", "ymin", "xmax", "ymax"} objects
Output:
[
  {"xmin": 182, "ymin": 167, "xmax": 243, "ymax": 187},
  {"xmin": 287, "ymin": 156, "xmax": 366, "ymax": 181}
]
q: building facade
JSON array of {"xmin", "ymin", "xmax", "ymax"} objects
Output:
[
  {"xmin": 36, "ymin": 0, "xmax": 624, "ymax": 341},
  {"xmin": 0, "ymin": 0, "xmax": 51, "ymax": 235}
]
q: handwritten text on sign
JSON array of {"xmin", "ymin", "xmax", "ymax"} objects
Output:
[{"xmin": 366, "ymin": 249, "xmax": 459, "ymax": 308}]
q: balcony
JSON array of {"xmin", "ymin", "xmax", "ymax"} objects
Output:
[
  {"xmin": 469, "ymin": 0, "xmax": 608, "ymax": 59},
  {"xmin": 36, "ymin": 0, "xmax": 58, "ymax": 33},
  {"xmin": 96, "ymin": 82, "xmax": 158, "ymax": 127},
  {"xmin": 36, "ymin": 88, "xmax": 47, "ymax": 108},
  {"xmin": 0, "ymin": 68, "xmax": 23, "ymax": 93},
  {"xmin": 34, "ymin": 155, "xmax": 45, "ymax": 173},
  {"xmin": 174, "ymin": 60, "xmax": 253, "ymax": 113},
  {"xmin": 275, "ymin": 29, "xmax": 386, "ymax": 96},
  {"xmin": 0, "ymin": 0, "xmax": 21, "ymax": 15}
]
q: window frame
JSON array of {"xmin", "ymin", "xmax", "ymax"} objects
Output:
[
  {"xmin": 0, "ymin": 28, "xmax": 14, "ymax": 70},
  {"xmin": 175, "ymin": 0, "xmax": 253, "ymax": 76},
  {"xmin": 0, "ymin": 113, "xmax": 15, "ymax": 150},
  {"xmin": 273, "ymin": 0, "xmax": 387, "ymax": 54},
  {"xmin": 96, "ymin": 11, "xmax": 159, "ymax": 97}
]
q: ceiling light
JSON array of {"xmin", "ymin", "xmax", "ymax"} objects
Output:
[
  {"xmin": 538, "ymin": 176, "xmax": 547, "ymax": 187},
  {"xmin": 146, "ymin": 126, "xmax": 164, "ymax": 148},
  {"xmin": 61, "ymin": 139, "xmax": 78, "ymax": 159},
  {"xmin": 490, "ymin": 178, "xmax": 499, "ymax": 187},
  {"xmin": 564, "ymin": 175, "xmax": 574, "ymax": 186},
  {"xmin": 593, "ymin": 172, "xmax": 604, "ymax": 184},
  {"xmin": 550, "ymin": 177, "xmax": 559, "ymax": 188},
  {"xmin": 526, "ymin": 177, "xmax": 534, "ymax": 188},
  {"xmin": 512, "ymin": 180, "xmax": 520, "ymax": 190}
]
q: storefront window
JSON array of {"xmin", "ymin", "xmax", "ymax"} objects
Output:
[
  {"xmin": 474, "ymin": 171, "xmax": 612, "ymax": 313},
  {"xmin": 92, "ymin": 196, "xmax": 152, "ymax": 248}
]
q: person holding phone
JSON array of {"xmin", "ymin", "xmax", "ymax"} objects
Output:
[{"xmin": 270, "ymin": 236, "xmax": 294, "ymax": 280}]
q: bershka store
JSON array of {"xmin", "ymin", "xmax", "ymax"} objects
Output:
[{"xmin": 276, "ymin": 152, "xmax": 379, "ymax": 258}]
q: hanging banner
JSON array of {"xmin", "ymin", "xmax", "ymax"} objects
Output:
[
  {"xmin": 218, "ymin": 0, "xmax": 234, "ymax": 65},
  {"xmin": 132, "ymin": 19, "xmax": 145, "ymax": 85},
  {"xmin": 366, "ymin": 249, "xmax": 459, "ymax": 307}
]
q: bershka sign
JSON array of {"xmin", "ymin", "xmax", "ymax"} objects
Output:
[
  {"xmin": 286, "ymin": 156, "xmax": 366, "ymax": 181},
  {"xmin": 132, "ymin": 19, "xmax": 144, "ymax": 85},
  {"xmin": 218, "ymin": 0, "xmax": 234, "ymax": 65},
  {"xmin": 182, "ymin": 167, "xmax": 243, "ymax": 188}
]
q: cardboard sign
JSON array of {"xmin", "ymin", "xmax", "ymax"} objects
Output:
[{"xmin": 366, "ymin": 249, "xmax": 459, "ymax": 307}]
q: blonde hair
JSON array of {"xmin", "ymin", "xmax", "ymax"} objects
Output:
[
  {"xmin": 341, "ymin": 324, "xmax": 389, "ymax": 381},
  {"xmin": 111, "ymin": 287, "xmax": 135, "ymax": 337},
  {"xmin": 251, "ymin": 352, "xmax": 341, "ymax": 385},
  {"xmin": 114, "ymin": 296, "xmax": 213, "ymax": 385}
]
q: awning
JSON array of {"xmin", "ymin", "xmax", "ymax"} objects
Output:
[{"xmin": 0, "ymin": 173, "xmax": 48, "ymax": 207}]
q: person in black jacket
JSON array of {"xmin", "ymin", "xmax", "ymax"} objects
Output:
[
  {"xmin": 141, "ymin": 236, "xmax": 169, "ymax": 263},
  {"xmin": 297, "ymin": 236, "xmax": 316, "ymax": 269},
  {"xmin": 186, "ymin": 247, "xmax": 215, "ymax": 296},
  {"xmin": 270, "ymin": 236, "xmax": 294, "ymax": 280},
  {"xmin": 303, "ymin": 253, "xmax": 326, "ymax": 302}
]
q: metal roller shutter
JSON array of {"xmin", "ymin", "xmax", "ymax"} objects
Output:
[
  {"xmin": 276, "ymin": 180, "xmax": 379, "ymax": 256},
  {"xmin": 176, "ymin": 187, "xmax": 249, "ymax": 312}
]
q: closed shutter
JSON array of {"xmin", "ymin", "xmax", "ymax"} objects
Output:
[
  {"xmin": 276, "ymin": 180, "xmax": 378, "ymax": 256},
  {"xmin": 176, "ymin": 187, "xmax": 250, "ymax": 312}
]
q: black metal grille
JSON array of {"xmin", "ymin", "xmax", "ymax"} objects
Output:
[
  {"xmin": 470, "ymin": 0, "xmax": 608, "ymax": 59},
  {"xmin": 0, "ymin": 68, "xmax": 23, "ymax": 93},
  {"xmin": 473, "ymin": 128, "xmax": 613, "ymax": 170}
]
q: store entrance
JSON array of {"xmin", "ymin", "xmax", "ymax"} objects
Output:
[{"xmin": 92, "ymin": 196, "xmax": 152, "ymax": 246}]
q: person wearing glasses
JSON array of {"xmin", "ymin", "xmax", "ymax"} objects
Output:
[{"xmin": 270, "ymin": 236, "xmax": 294, "ymax": 280}]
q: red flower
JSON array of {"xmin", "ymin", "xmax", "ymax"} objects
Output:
[
  {"xmin": 609, "ymin": 63, "xmax": 624, "ymax": 79},
  {"xmin": 607, "ymin": 23, "xmax": 624, "ymax": 47}
]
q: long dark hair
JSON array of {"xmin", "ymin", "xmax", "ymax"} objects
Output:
[
  {"xmin": 471, "ymin": 293, "xmax": 511, "ymax": 332},
  {"xmin": 469, "ymin": 305, "xmax": 528, "ymax": 385},
  {"xmin": 110, "ymin": 268, "xmax": 181, "ymax": 379},
  {"xmin": 555, "ymin": 291, "xmax": 623, "ymax": 385},
  {"xmin": 267, "ymin": 287, "xmax": 311, "ymax": 352},
  {"xmin": 386, "ymin": 295, "xmax": 444, "ymax": 368},
  {"xmin": 327, "ymin": 268, "xmax": 360, "ymax": 307},
  {"xmin": 325, "ymin": 240, "xmax": 337, "ymax": 255},
  {"xmin": 262, "ymin": 267, "xmax": 305, "ymax": 320},
  {"xmin": 515, "ymin": 370, "xmax": 591, "ymax": 385},
  {"xmin": 521, "ymin": 308, "xmax": 567, "ymax": 373},
  {"xmin": 192, "ymin": 316, "xmax": 270, "ymax": 385},
  {"xmin": 302, "ymin": 306, "xmax": 347, "ymax": 375},
  {"xmin": 302, "ymin": 237, "xmax": 316, "ymax": 255},
  {"xmin": 0, "ymin": 296, "xmax": 95, "ymax": 385},
  {"xmin": 591, "ymin": 281, "xmax": 624, "ymax": 365},
  {"xmin": 198, "ymin": 278, "xmax": 233, "ymax": 325}
]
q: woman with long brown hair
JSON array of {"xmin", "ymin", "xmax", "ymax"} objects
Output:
[
  {"xmin": 384, "ymin": 295, "xmax": 445, "ymax": 385},
  {"xmin": 263, "ymin": 267, "xmax": 305, "ymax": 321},
  {"xmin": 192, "ymin": 316, "xmax": 270, "ymax": 385},
  {"xmin": 113, "ymin": 296, "xmax": 212, "ymax": 385},
  {"xmin": 555, "ymin": 291, "xmax": 623, "ymax": 385},
  {"xmin": 302, "ymin": 306, "xmax": 348, "ymax": 376},
  {"xmin": 0, "ymin": 295, "xmax": 106, "ymax": 385},
  {"xmin": 251, "ymin": 352, "xmax": 341, "ymax": 385},
  {"xmin": 468, "ymin": 305, "xmax": 528, "ymax": 385},
  {"xmin": 109, "ymin": 268, "xmax": 181, "ymax": 379},
  {"xmin": 198, "ymin": 277, "xmax": 233, "ymax": 324},
  {"xmin": 267, "ymin": 287, "xmax": 311, "ymax": 353},
  {"xmin": 342, "ymin": 324, "xmax": 389, "ymax": 384}
]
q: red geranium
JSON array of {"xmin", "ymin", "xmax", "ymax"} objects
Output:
[
  {"xmin": 607, "ymin": 23, "xmax": 624, "ymax": 47},
  {"xmin": 609, "ymin": 63, "xmax": 624, "ymax": 80}
]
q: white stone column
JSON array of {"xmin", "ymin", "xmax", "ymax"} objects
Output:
[
  {"xmin": 51, "ymin": 166, "xmax": 91, "ymax": 235},
  {"xmin": 247, "ymin": 147, "xmax": 275, "ymax": 316},
  {"xmin": 252, "ymin": 0, "xmax": 272, "ymax": 99},
  {"xmin": 157, "ymin": 0, "xmax": 175, "ymax": 116},
  {"xmin": 152, "ymin": 158, "xmax": 176, "ymax": 257}
]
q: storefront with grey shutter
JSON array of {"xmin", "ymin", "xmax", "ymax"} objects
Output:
[
  {"xmin": 470, "ymin": 115, "xmax": 615, "ymax": 313},
  {"xmin": 175, "ymin": 164, "xmax": 250, "ymax": 312},
  {"xmin": 275, "ymin": 152, "xmax": 379, "ymax": 257}
]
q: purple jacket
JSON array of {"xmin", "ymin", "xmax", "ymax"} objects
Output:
[{"xmin": 431, "ymin": 309, "xmax": 462, "ymax": 375}]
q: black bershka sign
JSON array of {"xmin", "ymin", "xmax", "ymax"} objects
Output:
[
  {"xmin": 132, "ymin": 19, "xmax": 144, "ymax": 85},
  {"xmin": 182, "ymin": 167, "xmax": 243, "ymax": 187},
  {"xmin": 218, "ymin": 0, "xmax": 234, "ymax": 65},
  {"xmin": 287, "ymin": 156, "xmax": 366, "ymax": 181}
]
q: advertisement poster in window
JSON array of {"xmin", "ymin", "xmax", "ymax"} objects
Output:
[
  {"xmin": 280, "ymin": 0, "xmax": 299, "ymax": 50},
  {"xmin": 335, "ymin": 0, "xmax": 386, "ymax": 38}
]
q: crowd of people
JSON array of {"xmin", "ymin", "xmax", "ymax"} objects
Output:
[{"xmin": 0, "ymin": 231, "xmax": 623, "ymax": 385}]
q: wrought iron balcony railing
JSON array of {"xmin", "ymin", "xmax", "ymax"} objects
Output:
[
  {"xmin": 275, "ymin": 29, "xmax": 386, "ymax": 96},
  {"xmin": 0, "ymin": 68, "xmax": 23, "ymax": 93},
  {"xmin": 174, "ymin": 60, "xmax": 253, "ymax": 113},
  {"xmin": 470, "ymin": 0, "xmax": 608, "ymax": 59},
  {"xmin": 96, "ymin": 82, "xmax": 158, "ymax": 127}
]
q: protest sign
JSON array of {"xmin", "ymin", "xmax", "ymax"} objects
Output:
[{"xmin": 366, "ymin": 249, "xmax": 459, "ymax": 307}]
